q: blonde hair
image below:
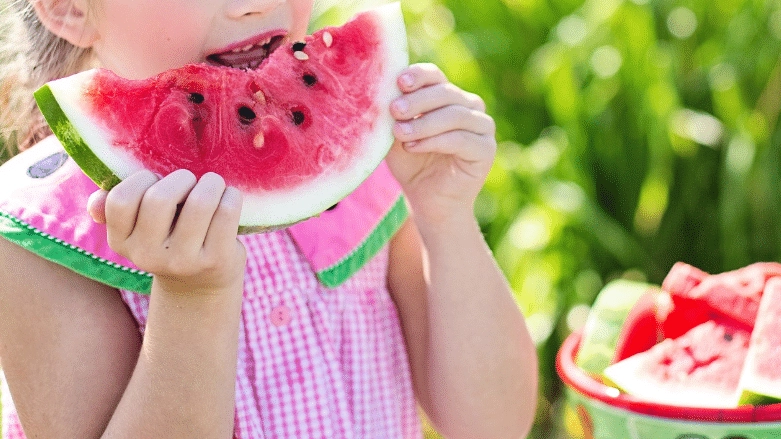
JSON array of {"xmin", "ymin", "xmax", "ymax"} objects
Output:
[{"xmin": 0, "ymin": 0, "xmax": 94, "ymax": 158}]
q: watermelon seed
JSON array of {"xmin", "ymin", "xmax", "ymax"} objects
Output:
[
  {"xmin": 254, "ymin": 133, "xmax": 265, "ymax": 149},
  {"xmin": 254, "ymin": 91, "xmax": 266, "ymax": 104},
  {"xmin": 292, "ymin": 110, "xmax": 306, "ymax": 126},
  {"xmin": 238, "ymin": 106, "xmax": 257, "ymax": 123},
  {"xmin": 294, "ymin": 51, "xmax": 309, "ymax": 61},
  {"xmin": 189, "ymin": 93, "xmax": 205, "ymax": 104},
  {"xmin": 303, "ymin": 74, "xmax": 317, "ymax": 87},
  {"xmin": 293, "ymin": 41, "xmax": 307, "ymax": 52},
  {"xmin": 323, "ymin": 32, "xmax": 333, "ymax": 48},
  {"xmin": 724, "ymin": 333, "xmax": 733, "ymax": 341}
]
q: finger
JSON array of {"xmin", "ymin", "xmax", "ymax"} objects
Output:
[
  {"xmin": 203, "ymin": 186, "xmax": 243, "ymax": 255},
  {"xmin": 167, "ymin": 172, "xmax": 227, "ymax": 250},
  {"xmin": 391, "ymin": 82, "xmax": 486, "ymax": 121},
  {"xmin": 133, "ymin": 169, "xmax": 198, "ymax": 246},
  {"xmin": 87, "ymin": 190, "xmax": 108, "ymax": 224},
  {"xmin": 393, "ymin": 105, "xmax": 496, "ymax": 143},
  {"xmin": 397, "ymin": 63, "xmax": 448, "ymax": 93},
  {"xmin": 403, "ymin": 130, "xmax": 497, "ymax": 163},
  {"xmin": 105, "ymin": 170, "xmax": 160, "ymax": 249}
]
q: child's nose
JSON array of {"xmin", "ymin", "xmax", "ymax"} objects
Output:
[{"xmin": 225, "ymin": 0, "xmax": 285, "ymax": 18}]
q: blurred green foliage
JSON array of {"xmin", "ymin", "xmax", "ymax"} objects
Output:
[{"xmin": 320, "ymin": 0, "xmax": 781, "ymax": 437}]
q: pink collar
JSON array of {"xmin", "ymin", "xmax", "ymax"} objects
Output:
[{"xmin": 0, "ymin": 139, "xmax": 407, "ymax": 292}]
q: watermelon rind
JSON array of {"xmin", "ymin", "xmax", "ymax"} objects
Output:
[
  {"xmin": 574, "ymin": 279, "xmax": 657, "ymax": 375},
  {"xmin": 736, "ymin": 277, "xmax": 781, "ymax": 406},
  {"xmin": 34, "ymin": 81, "xmax": 123, "ymax": 190},
  {"xmin": 35, "ymin": 3, "xmax": 409, "ymax": 231}
]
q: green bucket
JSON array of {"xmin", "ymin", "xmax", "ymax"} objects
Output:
[{"xmin": 556, "ymin": 332, "xmax": 781, "ymax": 439}]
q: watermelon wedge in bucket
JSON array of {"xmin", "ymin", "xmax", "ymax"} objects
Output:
[
  {"xmin": 558, "ymin": 333, "xmax": 781, "ymax": 439},
  {"xmin": 738, "ymin": 277, "xmax": 781, "ymax": 405},
  {"xmin": 34, "ymin": 3, "xmax": 409, "ymax": 232},
  {"xmin": 558, "ymin": 262, "xmax": 781, "ymax": 439}
]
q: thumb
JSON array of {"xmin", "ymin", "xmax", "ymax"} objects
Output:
[{"xmin": 87, "ymin": 190, "xmax": 108, "ymax": 224}]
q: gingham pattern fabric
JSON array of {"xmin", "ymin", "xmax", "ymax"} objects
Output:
[{"xmin": 2, "ymin": 230, "xmax": 422, "ymax": 439}]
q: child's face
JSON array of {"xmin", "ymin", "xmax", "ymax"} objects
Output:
[{"xmin": 90, "ymin": 0, "xmax": 315, "ymax": 79}]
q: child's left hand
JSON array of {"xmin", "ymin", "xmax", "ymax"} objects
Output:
[{"xmin": 386, "ymin": 63, "xmax": 496, "ymax": 226}]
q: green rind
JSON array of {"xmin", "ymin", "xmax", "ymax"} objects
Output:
[
  {"xmin": 575, "ymin": 280, "xmax": 656, "ymax": 375},
  {"xmin": 317, "ymin": 195, "xmax": 408, "ymax": 288},
  {"xmin": 739, "ymin": 389, "xmax": 781, "ymax": 406},
  {"xmin": 0, "ymin": 210, "xmax": 153, "ymax": 294},
  {"xmin": 33, "ymin": 84, "xmax": 121, "ymax": 191}
]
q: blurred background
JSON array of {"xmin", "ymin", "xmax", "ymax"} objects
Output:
[
  {"xmin": 316, "ymin": 0, "xmax": 781, "ymax": 437},
  {"xmin": 1, "ymin": 0, "xmax": 780, "ymax": 437}
]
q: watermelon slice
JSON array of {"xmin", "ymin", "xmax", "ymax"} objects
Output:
[
  {"xmin": 33, "ymin": 3, "xmax": 409, "ymax": 231},
  {"xmin": 738, "ymin": 277, "xmax": 781, "ymax": 405},
  {"xmin": 602, "ymin": 320, "xmax": 750, "ymax": 408},
  {"xmin": 661, "ymin": 262, "xmax": 781, "ymax": 338},
  {"xmin": 611, "ymin": 289, "xmax": 662, "ymax": 363},
  {"xmin": 574, "ymin": 279, "xmax": 660, "ymax": 375}
]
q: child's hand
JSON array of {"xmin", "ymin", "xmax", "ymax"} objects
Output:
[
  {"xmin": 88, "ymin": 169, "xmax": 246, "ymax": 296},
  {"xmin": 386, "ymin": 63, "xmax": 496, "ymax": 226}
]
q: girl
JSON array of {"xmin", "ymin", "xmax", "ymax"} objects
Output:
[{"xmin": 0, "ymin": 0, "xmax": 538, "ymax": 438}]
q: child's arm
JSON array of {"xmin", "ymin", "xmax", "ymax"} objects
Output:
[
  {"xmin": 386, "ymin": 64, "xmax": 539, "ymax": 439},
  {"xmin": 0, "ymin": 169, "xmax": 246, "ymax": 438}
]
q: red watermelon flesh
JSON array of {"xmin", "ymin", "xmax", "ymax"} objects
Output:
[
  {"xmin": 738, "ymin": 277, "xmax": 781, "ymax": 405},
  {"xmin": 34, "ymin": 4, "xmax": 409, "ymax": 230},
  {"xmin": 662, "ymin": 261, "xmax": 708, "ymax": 297},
  {"xmin": 603, "ymin": 320, "xmax": 750, "ymax": 408},
  {"xmin": 677, "ymin": 263, "xmax": 781, "ymax": 327},
  {"xmin": 660, "ymin": 262, "xmax": 781, "ymax": 338},
  {"xmin": 611, "ymin": 290, "xmax": 662, "ymax": 363}
]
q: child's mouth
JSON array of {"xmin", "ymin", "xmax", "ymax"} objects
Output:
[{"xmin": 207, "ymin": 35, "xmax": 286, "ymax": 70}]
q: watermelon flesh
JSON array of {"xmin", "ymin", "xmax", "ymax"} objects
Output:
[
  {"xmin": 602, "ymin": 320, "xmax": 750, "ymax": 408},
  {"xmin": 660, "ymin": 262, "xmax": 781, "ymax": 338},
  {"xmin": 34, "ymin": 3, "xmax": 409, "ymax": 231},
  {"xmin": 738, "ymin": 277, "xmax": 781, "ymax": 405}
]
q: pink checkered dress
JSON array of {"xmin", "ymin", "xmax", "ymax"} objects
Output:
[
  {"xmin": 0, "ymin": 142, "xmax": 423, "ymax": 439},
  {"xmin": 1, "ymin": 231, "xmax": 422, "ymax": 438}
]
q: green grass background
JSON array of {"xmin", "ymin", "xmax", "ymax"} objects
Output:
[{"xmin": 4, "ymin": 0, "xmax": 781, "ymax": 437}]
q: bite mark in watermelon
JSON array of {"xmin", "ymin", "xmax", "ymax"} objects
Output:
[
  {"xmin": 34, "ymin": 3, "xmax": 409, "ymax": 232},
  {"xmin": 738, "ymin": 277, "xmax": 781, "ymax": 405},
  {"xmin": 602, "ymin": 320, "xmax": 750, "ymax": 408}
]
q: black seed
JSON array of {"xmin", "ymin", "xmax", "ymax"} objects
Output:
[
  {"xmin": 189, "ymin": 93, "xmax": 205, "ymax": 104},
  {"xmin": 303, "ymin": 74, "xmax": 317, "ymax": 87},
  {"xmin": 292, "ymin": 110, "xmax": 305, "ymax": 126},
  {"xmin": 724, "ymin": 333, "xmax": 733, "ymax": 342},
  {"xmin": 292, "ymin": 41, "xmax": 307, "ymax": 52},
  {"xmin": 326, "ymin": 203, "xmax": 339, "ymax": 211},
  {"xmin": 238, "ymin": 106, "xmax": 256, "ymax": 122}
]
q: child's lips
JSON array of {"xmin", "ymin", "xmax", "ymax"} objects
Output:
[{"xmin": 207, "ymin": 33, "xmax": 287, "ymax": 70}]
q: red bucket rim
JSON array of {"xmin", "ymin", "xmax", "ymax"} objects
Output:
[{"xmin": 556, "ymin": 331, "xmax": 781, "ymax": 423}]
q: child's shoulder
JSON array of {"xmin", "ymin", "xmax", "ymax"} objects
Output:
[{"xmin": 0, "ymin": 136, "xmax": 151, "ymax": 292}]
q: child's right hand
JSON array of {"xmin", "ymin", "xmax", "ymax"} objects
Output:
[{"xmin": 88, "ymin": 169, "xmax": 247, "ymax": 296}]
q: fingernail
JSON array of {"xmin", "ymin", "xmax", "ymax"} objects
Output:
[
  {"xmin": 393, "ymin": 99, "xmax": 409, "ymax": 114},
  {"xmin": 398, "ymin": 122, "xmax": 413, "ymax": 136},
  {"xmin": 400, "ymin": 74, "xmax": 414, "ymax": 88}
]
